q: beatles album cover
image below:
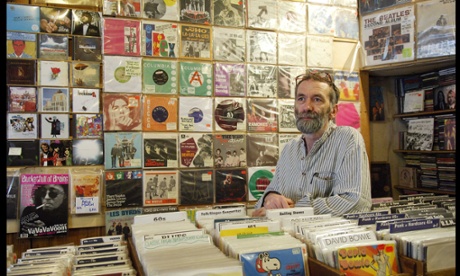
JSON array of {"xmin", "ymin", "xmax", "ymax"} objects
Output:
[
  {"xmin": 142, "ymin": 0, "xmax": 179, "ymax": 21},
  {"xmin": 39, "ymin": 6, "xmax": 72, "ymax": 34},
  {"xmin": 246, "ymin": 30, "xmax": 277, "ymax": 64},
  {"xmin": 246, "ymin": 0, "xmax": 277, "ymax": 30},
  {"xmin": 247, "ymin": 166, "xmax": 275, "ymax": 201},
  {"xmin": 71, "ymin": 10, "xmax": 102, "ymax": 37},
  {"xmin": 103, "ymin": 55, "xmax": 142, "ymax": 93},
  {"xmin": 246, "ymin": 98, "xmax": 278, "ymax": 132},
  {"xmin": 38, "ymin": 87, "xmax": 69, "ymax": 113},
  {"xmin": 39, "ymin": 139, "xmax": 73, "ymax": 166},
  {"xmin": 72, "ymin": 88, "xmax": 100, "ymax": 113},
  {"xmin": 212, "ymin": 0, "xmax": 245, "ymax": 27},
  {"xmin": 74, "ymin": 114, "xmax": 103, "ymax": 138},
  {"xmin": 278, "ymin": 1, "xmax": 306, "ymax": 33},
  {"xmin": 143, "ymin": 132, "xmax": 178, "ymax": 168},
  {"xmin": 212, "ymin": 27, "xmax": 245, "ymax": 62},
  {"xmin": 105, "ymin": 170, "xmax": 143, "ymax": 208},
  {"xmin": 6, "ymin": 31, "xmax": 37, "ymax": 59},
  {"xmin": 213, "ymin": 134, "xmax": 246, "ymax": 168},
  {"xmin": 178, "ymin": 97, "xmax": 213, "ymax": 132},
  {"xmin": 246, "ymin": 133, "xmax": 279, "ymax": 167},
  {"xmin": 102, "ymin": 93, "xmax": 142, "ymax": 131},
  {"xmin": 38, "ymin": 60, "xmax": 69, "ymax": 87},
  {"xmin": 71, "ymin": 61, "xmax": 101, "ymax": 88},
  {"xmin": 179, "ymin": 61, "xmax": 213, "ymax": 96},
  {"xmin": 247, "ymin": 64, "xmax": 277, "ymax": 97},
  {"xmin": 103, "ymin": 17, "xmax": 141, "ymax": 56},
  {"xmin": 7, "ymin": 140, "xmax": 39, "ymax": 167},
  {"xmin": 38, "ymin": 34, "xmax": 69, "ymax": 61},
  {"xmin": 179, "ymin": 24, "xmax": 212, "ymax": 60},
  {"xmin": 215, "ymin": 169, "xmax": 247, "ymax": 203},
  {"xmin": 214, "ymin": 97, "xmax": 246, "ymax": 132},
  {"xmin": 179, "ymin": 169, "xmax": 214, "ymax": 205},
  {"xmin": 143, "ymin": 170, "xmax": 179, "ymax": 206},
  {"xmin": 104, "ymin": 132, "xmax": 142, "ymax": 170},
  {"xmin": 141, "ymin": 21, "xmax": 179, "ymax": 58},
  {"xmin": 7, "ymin": 59, "xmax": 36, "ymax": 86},
  {"xmin": 278, "ymin": 66, "xmax": 306, "ymax": 99},
  {"xmin": 7, "ymin": 4, "xmax": 40, "ymax": 33},
  {"xmin": 8, "ymin": 86, "xmax": 37, "ymax": 112},
  {"xmin": 179, "ymin": 133, "xmax": 213, "ymax": 168},
  {"xmin": 103, "ymin": 0, "xmax": 141, "ymax": 17},
  {"xmin": 214, "ymin": 62, "xmax": 246, "ymax": 97},
  {"xmin": 40, "ymin": 114, "xmax": 70, "ymax": 139},
  {"xmin": 142, "ymin": 95, "xmax": 178, "ymax": 131},
  {"xmin": 179, "ymin": 0, "xmax": 211, "ymax": 24},
  {"xmin": 72, "ymin": 139, "xmax": 104, "ymax": 165},
  {"xmin": 278, "ymin": 99, "xmax": 297, "ymax": 132},
  {"xmin": 143, "ymin": 59, "xmax": 178, "ymax": 94},
  {"xmin": 7, "ymin": 113, "xmax": 38, "ymax": 140},
  {"xmin": 73, "ymin": 36, "xmax": 102, "ymax": 62}
]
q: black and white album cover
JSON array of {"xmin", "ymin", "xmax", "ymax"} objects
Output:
[{"xmin": 247, "ymin": 64, "xmax": 277, "ymax": 97}]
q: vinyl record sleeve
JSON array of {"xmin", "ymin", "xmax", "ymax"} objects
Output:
[
  {"xmin": 246, "ymin": 133, "xmax": 279, "ymax": 167},
  {"xmin": 178, "ymin": 97, "xmax": 213, "ymax": 131},
  {"xmin": 178, "ymin": 0, "xmax": 212, "ymax": 24},
  {"xmin": 71, "ymin": 61, "xmax": 101, "ymax": 88},
  {"xmin": 334, "ymin": 70, "xmax": 360, "ymax": 101},
  {"xmin": 102, "ymin": 93, "xmax": 142, "ymax": 131},
  {"xmin": 143, "ymin": 132, "xmax": 178, "ymax": 168},
  {"xmin": 6, "ymin": 170, "xmax": 20, "ymax": 219},
  {"xmin": 40, "ymin": 114, "xmax": 70, "ymax": 139},
  {"xmin": 8, "ymin": 86, "xmax": 37, "ymax": 112},
  {"xmin": 334, "ymin": 7, "xmax": 359, "ymax": 40},
  {"xmin": 7, "ymin": 4, "xmax": 40, "ymax": 32},
  {"xmin": 246, "ymin": 30, "xmax": 277, "ymax": 64},
  {"xmin": 214, "ymin": 62, "xmax": 246, "ymax": 97},
  {"xmin": 105, "ymin": 170, "xmax": 143, "ymax": 208},
  {"xmin": 142, "ymin": 0, "xmax": 179, "ymax": 21},
  {"xmin": 247, "ymin": 98, "xmax": 278, "ymax": 132},
  {"xmin": 141, "ymin": 21, "xmax": 179, "ymax": 57},
  {"xmin": 240, "ymin": 247, "xmax": 307, "ymax": 276},
  {"xmin": 72, "ymin": 139, "xmax": 104, "ymax": 165},
  {"xmin": 179, "ymin": 133, "xmax": 213, "ymax": 168},
  {"xmin": 70, "ymin": 168, "xmax": 102, "ymax": 214},
  {"xmin": 104, "ymin": 132, "xmax": 142, "ymax": 170},
  {"xmin": 215, "ymin": 169, "xmax": 247, "ymax": 203},
  {"xmin": 7, "ymin": 59, "xmax": 36, "ymax": 86},
  {"xmin": 143, "ymin": 170, "xmax": 179, "ymax": 206},
  {"xmin": 102, "ymin": 0, "xmax": 141, "ymax": 17},
  {"xmin": 212, "ymin": 0, "xmax": 245, "ymax": 27},
  {"xmin": 105, "ymin": 207, "xmax": 143, "ymax": 238},
  {"xmin": 38, "ymin": 60, "xmax": 69, "ymax": 87},
  {"xmin": 143, "ymin": 59, "xmax": 178, "ymax": 94},
  {"xmin": 73, "ymin": 36, "xmax": 102, "ymax": 61},
  {"xmin": 278, "ymin": 66, "xmax": 306, "ymax": 99},
  {"xmin": 247, "ymin": 64, "xmax": 277, "ymax": 98},
  {"xmin": 213, "ymin": 134, "xmax": 246, "ymax": 168},
  {"xmin": 38, "ymin": 34, "xmax": 69, "ymax": 61},
  {"xmin": 307, "ymin": 35, "xmax": 333, "ymax": 68},
  {"xmin": 336, "ymin": 101, "xmax": 361, "ymax": 130},
  {"xmin": 103, "ymin": 55, "xmax": 142, "ymax": 93},
  {"xmin": 71, "ymin": 10, "xmax": 102, "ymax": 37},
  {"xmin": 39, "ymin": 6, "xmax": 72, "ymax": 34},
  {"xmin": 179, "ymin": 61, "xmax": 213, "ymax": 96},
  {"xmin": 214, "ymin": 97, "xmax": 246, "ymax": 132},
  {"xmin": 212, "ymin": 27, "xmax": 245, "ymax": 62},
  {"xmin": 278, "ymin": 99, "xmax": 297, "ymax": 132},
  {"xmin": 38, "ymin": 139, "xmax": 73, "ymax": 166},
  {"xmin": 278, "ymin": 33, "xmax": 306, "ymax": 66},
  {"xmin": 74, "ymin": 114, "xmax": 103, "ymax": 139},
  {"xmin": 278, "ymin": 1, "xmax": 306, "ymax": 33},
  {"xmin": 38, "ymin": 87, "xmax": 70, "ymax": 112},
  {"xmin": 7, "ymin": 113, "xmax": 38, "ymax": 140},
  {"xmin": 179, "ymin": 24, "xmax": 212, "ymax": 60},
  {"xmin": 246, "ymin": 0, "xmax": 277, "ymax": 30},
  {"xmin": 72, "ymin": 88, "xmax": 100, "ymax": 113},
  {"xmin": 247, "ymin": 166, "xmax": 275, "ymax": 201},
  {"xmin": 6, "ymin": 32, "xmax": 37, "ymax": 59},
  {"xmin": 179, "ymin": 169, "xmax": 214, "ymax": 205},
  {"xmin": 307, "ymin": 4, "xmax": 335, "ymax": 36},
  {"xmin": 103, "ymin": 18, "xmax": 141, "ymax": 56},
  {"xmin": 7, "ymin": 140, "xmax": 40, "ymax": 167},
  {"xmin": 142, "ymin": 95, "xmax": 178, "ymax": 131}
]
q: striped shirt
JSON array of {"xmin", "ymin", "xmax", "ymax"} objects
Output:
[{"xmin": 254, "ymin": 122, "xmax": 372, "ymax": 216}]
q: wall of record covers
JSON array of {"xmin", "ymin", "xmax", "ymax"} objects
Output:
[{"xmin": 6, "ymin": 0, "xmax": 365, "ymax": 232}]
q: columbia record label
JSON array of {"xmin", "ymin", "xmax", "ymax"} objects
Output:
[
  {"xmin": 152, "ymin": 106, "xmax": 168, "ymax": 122},
  {"xmin": 153, "ymin": 69, "xmax": 168, "ymax": 85},
  {"xmin": 214, "ymin": 99, "xmax": 245, "ymax": 131},
  {"xmin": 114, "ymin": 66, "xmax": 131, "ymax": 83},
  {"xmin": 188, "ymin": 107, "xmax": 203, "ymax": 123}
]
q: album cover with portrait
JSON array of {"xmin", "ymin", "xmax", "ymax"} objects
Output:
[
  {"xmin": 141, "ymin": 20, "xmax": 179, "ymax": 57},
  {"xmin": 142, "ymin": 132, "xmax": 178, "ymax": 168},
  {"xmin": 179, "ymin": 169, "xmax": 214, "ymax": 206},
  {"xmin": 277, "ymin": 66, "xmax": 305, "ymax": 99},
  {"xmin": 72, "ymin": 139, "xmax": 104, "ymax": 165},
  {"xmin": 74, "ymin": 114, "xmax": 103, "ymax": 139},
  {"xmin": 247, "ymin": 166, "xmax": 275, "ymax": 201},
  {"xmin": 7, "ymin": 113, "xmax": 38, "ymax": 140},
  {"xmin": 278, "ymin": 1, "xmax": 306, "ymax": 33},
  {"xmin": 246, "ymin": 133, "xmax": 279, "ymax": 167},
  {"xmin": 7, "ymin": 4, "xmax": 40, "ymax": 33},
  {"xmin": 39, "ymin": 139, "xmax": 73, "ymax": 167},
  {"xmin": 142, "ymin": 95, "xmax": 178, "ymax": 132},
  {"xmin": 215, "ymin": 169, "xmax": 247, "ymax": 203},
  {"xmin": 179, "ymin": 0, "xmax": 211, "ymax": 24},
  {"xmin": 71, "ymin": 61, "xmax": 101, "ymax": 88},
  {"xmin": 104, "ymin": 132, "xmax": 142, "ymax": 170},
  {"xmin": 246, "ymin": 0, "xmax": 277, "ymax": 30},
  {"xmin": 6, "ymin": 31, "xmax": 37, "ymax": 59},
  {"xmin": 38, "ymin": 34, "xmax": 69, "ymax": 60},
  {"xmin": 179, "ymin": 133, "xmax": 213, "ymax": 168},
  {"xmin": 278, "ymin": 99, "xmax": 297, "ymax": 132},
  {"xmin": 70, "ymin": 168, "xmax": 102, "ymax": 214},
  {"xmin": 72, "ymin": 88, "xmax": 100, "ymax": 113},
  {"xmin": 214, "ymin": 62, "xmax": 246, "ymax": 97},
  {"xmin": 179, "ymin": 24, "xmax": 212, "ymax": 59},
  {"xmin": 102, "ymin": 0, "xmax": 141, "ymax": 17},
  {"xmin": 103, "ymin": 55, "xmax": 142, "ymax": 93},
  {"xmin": 105, "ymin": 207, "xmax": 142, "ymax": 238},
  {"xmin": 38, "ymin": 87, "xmax": 70, "ymax": 113},
  {"xmin": 307, "ymin": 35, "xmax": 334, "ymax": 69},
  {"xmin": 212, "ymin": 27, "xmax": 245, "ymax": 62},
  {"xmin": 39, "ymin": 6, "xmax": 72, "ymax": 34},
  {"xmin": 102, "ymin": 93, "xmax": 142, "ymax": 131},
  {"xmin": 212, "ymin": 0, "xmax": 245, "ymax": 27},
  {"xmin": 40, "ymin": 114, "xmax": 70, "ymax": 139},
  {"xmin": 7, "ymin": 59, "xmax": 36, "ymax": 86},
  {"xmin": 7, "ymin": 140, "xmax": 39, "ymax": 167},
  {"xmin": 247, "ymin": 98, "xmax": 278, "ymax": 132},
  {"xmin": 71, "ymin": 10, "xmax": 102, "ymax": 37},
  {"xmin": 247, "ymin": 64, "xmax": 277, "ymax": 98},
  {"xmin": 213, "ymin": 134, "xmax": 246, "ymax": 168},
  {"xmin": 179, "ymin": 61, "xmax": 213, "ymax": 96},
  {"xmin": 38, "ymin": 60, "xmax": 69, "ymax": 87},
  {"xmin": 103, "ymin": 17, "xmax": 141, "ymax": 56},
  {"xmin": 246, "ymin": 30, "xmax": 277, "ymax": 64},
  {"xmin": 214, "ymin": 97, "xmax": 246, "ymax": 132},
  {"xmin": 143, "ymin": 170, "xmax": 179, "ymax": 207},
  {"xmin": 73, "ymin": 36, "xmax": 102, "ymax": 62},
  {"xmin": 278, "ymin": 33, "xmax": 306, "ymax": 66},
  {"xmin": 178, "ymin": 97, "xmax": 213, "ymax": 132},
  {"xmin": 142, "ymin": 0, "xmax": 179, "ymax": 21},
  {"xmin": 143, "ymin": 60, "xmax": 177, "ymax": 95},
  {"xmin": 8, "ymin": 86, "xmax": 37, "ymax": 112},
  {"xmin": 104, "ymin": 169, "xmax": 143, "ymax": 208}
]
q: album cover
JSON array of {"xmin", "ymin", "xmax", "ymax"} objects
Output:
[
  {"xmin": 214, "ymin": 97, "xmax": 246, "ymax": 132},
  {"xmin": 179, "ymin": 24, "xmax": 212, "ymax": 59},
  {"xmin": 279, "ymin": 134, "xmax": 298, "ymax": 154},
  {"xmin": 142, "ymin": 95, "xmax": 178, "ymax": 131},
  {"xmin": 71, "ymin": 10, "xmax": 102, "ymax": 37},
  {"xmin": 39, "ymin": 6, "xmax": 72, "ymax": 34},
  {"xmin": 212, "ymin": 0, "xmax": 244, "ymax": 27},
  {"xmin": 72, "ymin": 88, "xmax": 100, "ymax": 113},
  {"xmin": 102, "ymin": 93, "xmax": 142, "ymax": 131},
  {"xmin": 247, "ymin": 98, "xmax": 278, "ymax": 132},
  {"xmin": 143, "ymin": 132, "xmax": 178, "ymax": 168},
  {"xmin": 241, "ymin": 247, "xmax": 307, "ymax": 276},
  {"xmin": 215, "ymin": 169, "xmax": 247, "ymax": 203},
  {"xmin": 334, "ymin": 70, "xmax": 360, "ymax": 101},
  {"xmin": 38, "ymin": 60, "xmax": 69, "ymax": 87},
  {"xmin": 214, "ymin": 62, "xmax": 246, "ymax": 97},
  {"xmin": 444, "ymin": 118, "xmax": 455, "ymax": 150},
  {"xmin": 247, "ymin": 133, "xmax": 279, "ymax": 167},
  {"xmin": 334, "ymin": 7, "xmax": 359, "ymax": 40},
  {"xmin": 278, "ymin": 1, "xmax": 306, "ymax": 33},
  {"xmin": 73, "ymin": 36, "xmax": 102, "ymax": 61},
  {"xmin": 103, "ymin": 18, "xmax": 141, "ymax": 56},
  {"xmin": 19, "ymin": 172, "xmax": 69, "ymax": 238},
  {"xmin": 142, "ymin": 0, "xmax": 179, "ymax": 21},
  {"xmin": 179, "ymin": 61, "xmax": 213, "ymax": 96},
  {"xmin": 105, "ymin": 170, "xmax": 143, "ymax": 208},
  {"xmin": 102, "ymin": 0, "xmax": 141, "ymax": 17},
  {"xmin": 7, "ymin": 140, "xmax": 39, "ymax": 167},
  {"xmin": 6, "ymin": 59, "xmax": 36, "ymax": 85},
  {"xmin": 307, "ymin": 4, "xmax": 335, "ymax": 35},
  {"xmin": 105, "ymin": 207, "xmax": 142, "ymax": 238},
  {"xmin": 38, "ymin": 34, "xmax": 69, "ymax": 60},
  {"xmin": 213, "ymin": 134, "xmax": 246, "ymax": 168},
  {"xmin": 74, "ymin": 114, "xmax": 103, "ymax": 138},
  {"xmin": 398, "ymin": 166, "xmax": 417, "ymax": 188},
  {"xmin": 7, "ymin": 113, "xmax": 38, "ymax": 140},
  {"xmin": 6, "ymin": 31, "xmax": 37, "ymax": 59},
  {"xmin": 7, "ymin": 169, "xmax": 20, "ymax": 219},
  {"xmin": 104, "ymin": 132, "xmax": 142, "ymax": 170},
  {"xmin": 212, "ymin": 27, "xmax": 245, "ymax": 62},
  {"xmin": 179, "ymin": 169, "xmax": 214, "ymax": 205},
  {"xmin": 39, "ymin": 139, "xmax": 73, "ymax": 166},
  {"xmin": 8, "ymin": 86, "xmax": 37, "ymax": 112},
  {"xmin": 248, "ymin": 166, "xmax": 276, "ymax": 201},
  {"xmin": 7, "ymin": 4, "xmax": 40, "ymax": 32},
  {"xmin": 72, "ymin": 139, "xmax": 104, "ymax": 165},
  {"xmin": 336, "ymin": 101, "xmax": 361, "ymax": 130},
  {"xmin": 246, "ymin": 0, "xmax": 277, "ymax": 30},
  {"xmin": 278, "ymin": 33, "xmax": 306, "ymax": 66},
  {"xmin": 141, "ymin": 21, "xmax": 179, "ymax": 58},
  {"xmin": 179, "ymin": 133, "xmax": 213, "ymax": 168},
  {"xmin": 103, "ymin": 55, "xmax": 142, "ymax": 93},
  {"xmin": 278, "ymin": 66, "xmax": 306, "ymax": 99},
  {"xmin": 246, "ymin": 30, "xmax": 277, "ymax": 64},
  {"xmin": 38, "ymin": 87, "xmax": 70, "ymax": 112},
  {"xmin": 178, "ymin": 97, "xmax": 213, "ymax": 132},
  {"xmin": 179, "ymin": 0, "xmax": 211, "ymax": 24},
  {"xmin": 70, "ymin": 168, "xmax": 102, "ymax": 214},
  {"xmin": 71, "ymin": 61, "xmax": 101, "ymax": 88},
  {"xmin": 143, "ymin": 59, "xmax": 178, "ymax": 94},
  {"xmin": 40, "ymin": 114, "xmax": 70, "ymax": 139},
  {"xmin": 434, "ymin": 84, "xmax": 456, "ymax": 110},
  {"xmin": 143, "ymin": 170, "xmax": 179, "ymax": 206},
  {"xmin": 247, "ymin": 64, "xmax": 277, "ymax": 97},
  {"xmin": 307, "ymin": 35, "xmax": 333, "ymax": 68},
  {"xmin": 406, "ymin": 118, "xmax": 434, "ymax": 151},
  {"xmin": 278, "ymin": 99, "xmax": 297, "ymax": 132}
]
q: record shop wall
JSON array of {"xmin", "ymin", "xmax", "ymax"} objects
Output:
[{"xmin": 5, "ymin": 0, "xmax": 366, "ymax": 233}]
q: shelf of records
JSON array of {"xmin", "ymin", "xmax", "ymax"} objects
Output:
[{"xmin": 7, "ymin": 194, "xmax": 456, "ymax": 276}]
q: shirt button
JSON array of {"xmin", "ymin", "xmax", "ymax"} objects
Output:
[{"xmin": 302, "ymin": 172, "xmax": 306, "ymax": 176}]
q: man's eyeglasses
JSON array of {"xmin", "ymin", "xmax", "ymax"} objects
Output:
[
  {"xmin": 38, "ymin": 187, "xmax": 64, "ymax": 199},
  {"xmin": 295, "ymin": 70, "xmax": 334, "ymax": 87}
]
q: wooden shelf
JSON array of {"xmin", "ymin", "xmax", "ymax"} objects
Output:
[
  {"xmin": 393, "ymin": 109, "xmax": 456, "ymax": 119},
  {"xmin": 393, "ymin": 150, "xmax": 455, "ymax": 154},
  {"xmin": 394, "ymin": 185, "xmax": 456, "ymax": 196}
]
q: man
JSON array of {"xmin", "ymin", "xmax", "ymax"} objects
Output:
[
  {"xmin": 73, "ymin": 11, "xmax": 100, "ymax": 37},
  {"xmin": 447, "ymin": 89, "xmax": 455, "ymax": 109},
  {"xmin": 8, "ymin": 40, "xmax": 32, "ymax": 58},
  {"xmin": 253, "ymin": 70, "xmax": 372, "ymax": 217},
  {"xmin": 40, "ymin": 142, "xmax": 54, "ymax": 166}
]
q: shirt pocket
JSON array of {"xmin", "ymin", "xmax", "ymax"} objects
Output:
[{"xmin": 310, "ymin": 171, "xmax": 336, "ymax": 198}]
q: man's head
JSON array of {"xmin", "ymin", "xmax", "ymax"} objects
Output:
[
  {"xmin": 81, "ymin": 12, "xmax": 93, "ymax": 24},
  {"xmin": 447, "ymin": 90, "xmax": 455, "ymax": 106},
  {"xmin": 294, "ymin": 70, "xmax": 339, "ymax": 135},
  {"xmin": 41, "ymin": 143, "xmax": 50, "ymax": 152},
  {"xmin": 36, "ymin": 184, "xmax": 66, "ymax": 211},
  {"xmin": 12, "ymin": 40, "xmax": 26, "ymax": 56}
]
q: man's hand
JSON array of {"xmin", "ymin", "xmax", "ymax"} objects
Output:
[{"xmin": 263, "ymin": 193, "xmax": 294, "ymax": 209}]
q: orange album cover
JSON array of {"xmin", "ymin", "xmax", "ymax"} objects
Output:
[{"xmin": 142, "ymin": 95, "xmax": 178, "ymax": 132}]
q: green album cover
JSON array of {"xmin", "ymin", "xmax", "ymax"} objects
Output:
[
  {"xmin": 143, "ymin": 59, "xmax": 177, "ymax": 94},
  {"xmin": 179, "ymin": 61, "xmax": 213, "ymax": 96}
]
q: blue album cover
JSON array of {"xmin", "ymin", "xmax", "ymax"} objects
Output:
[
  {"xmin": 104, "ymin": 132, "xmax": 142, "ymax": 170},
  {"xmin": 240, "ymin": 247, "xmax": 306, "ymax": 276},
  {"xmin": 7, "ymin": 4, "xmax": 40, "ymax": 32}
]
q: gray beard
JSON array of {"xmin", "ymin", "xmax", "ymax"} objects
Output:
[{"xmin": 295, "ymin": 112, "xmax": 328, "ymax": 134}]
